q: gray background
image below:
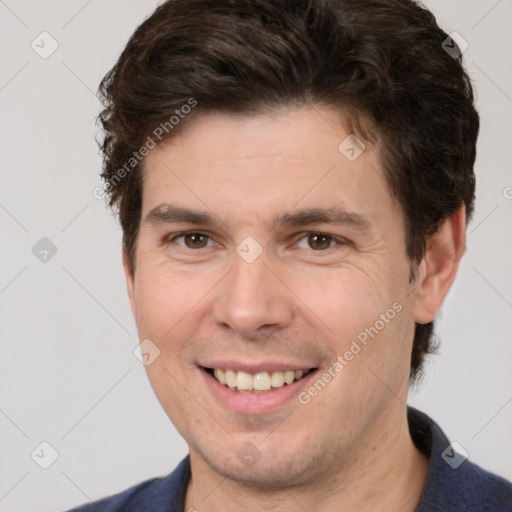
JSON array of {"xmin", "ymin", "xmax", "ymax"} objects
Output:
[{"xmin": 0, "ymin": 1, "xmax": 511, "ymax": 510}]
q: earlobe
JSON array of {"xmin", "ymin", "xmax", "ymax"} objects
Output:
[
  {"xmin": 122, "ymin": 248, "xmax": 136, "ymax": 317},
  {"xmin": 412, "ymin": 206, "xmax": 467, "ymax": 324}
]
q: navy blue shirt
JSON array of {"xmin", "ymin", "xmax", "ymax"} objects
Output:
[{"xmin": 65, "ymin": 408, "xmax": 512, "ymax": 511}]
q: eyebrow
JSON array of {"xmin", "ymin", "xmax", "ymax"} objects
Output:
[{"xmin": 144, "ymin": 204, "xmax": 372, "ymax": 232}]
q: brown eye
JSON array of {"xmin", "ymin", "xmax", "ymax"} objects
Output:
[
  {"xmin": 169, "ymin": 232, "xmax": 212, "ymax": 249},
  {"xmin": 183, "ymin": 233, "xmax": 209, "ymax": 248},
  {"xmin": 307, "ymin": 233, "xmax": 333, "ymax": 250}
]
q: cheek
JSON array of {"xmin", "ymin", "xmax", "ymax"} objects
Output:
[
  {"xmin": 299, "ymin": 264, "xmax": 410, "ymax": 395},
  {"xmin": 296, "ymin": 266, "xmax": 394, "ymax": 342},
  {"xmin": 132, "ymin": 263, "xmax": 203, "ymax": 424},
  {"xmin": 132, "ymin": 257, "xmax": 205, "ymax": 337},
  {"xmin": 133, "ymin": 267, "xmax": 171, "ymax": 336}
]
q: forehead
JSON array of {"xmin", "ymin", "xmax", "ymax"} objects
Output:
[
  {"xmin": 150, "ymin": 106, "xmax": 368, "ymax": 166},
  {"xmin": 140, "ymin": 105, "xmax": 401, "ymax": 233}
]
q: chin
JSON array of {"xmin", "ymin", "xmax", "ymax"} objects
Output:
[{"xmin": 196, "ymin": 443, "xmax": 321, "ymax": 489}]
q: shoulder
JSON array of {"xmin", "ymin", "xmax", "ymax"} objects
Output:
[
  {"xmin": 420, "ymin": 456, "xmax": 512, "ymax": 511},
  {"xmin": 464, "ymin": 462, "xmax": 512, "ymax": 510},
  {"xmin": 63, "ymin": 456, "xmax": 190, "ymax": 512},
  {"xmin": 64, "ymin": 477, "xmax": 166, "ymax": 512},
  {"xmin": 409, "ymin": 408, "xmax": 512, "ymax": 512}
]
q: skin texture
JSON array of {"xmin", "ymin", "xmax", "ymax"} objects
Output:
[{"xmin": 123, "ymin": 105, "xmax": 466, "ymax": 511}]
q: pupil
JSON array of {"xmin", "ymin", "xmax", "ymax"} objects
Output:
[
  {"xmin": 310, "ymin": 234, "xmax": 330, "ymax": 250},
  {"xmin": 186, "ymin": 233, "xmax": 206, "ymax": 248}
]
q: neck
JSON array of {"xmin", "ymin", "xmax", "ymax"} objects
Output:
[{"xmin": 184, "ymin": 406, "xmax": 429, "ymax": 512}]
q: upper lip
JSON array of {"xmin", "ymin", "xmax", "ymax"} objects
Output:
[{"xmin": 200, "ymin": 360, "xmax": 317, "ymax": 373}]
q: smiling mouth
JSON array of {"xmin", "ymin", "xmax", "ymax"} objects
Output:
[{"xmin": 204, "ymin": 367, "xmax": 316, "ymax": 393}]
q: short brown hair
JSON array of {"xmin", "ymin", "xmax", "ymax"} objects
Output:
[{"xmin": 96, "ymin": 0, "xmax": 479, "ymax": 382}]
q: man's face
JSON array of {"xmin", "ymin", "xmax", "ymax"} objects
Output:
[{"xmin": 126, "ymin": 106, "xmax": 419, "ymax": 485}]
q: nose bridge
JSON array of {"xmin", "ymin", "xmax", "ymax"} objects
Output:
[{"xmin": 214, "ymin": 245, "xmax": 293, "ymax": 336}]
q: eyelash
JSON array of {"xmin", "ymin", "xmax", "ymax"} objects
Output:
[{"xmin": 165, "ymin": 231, "xmax": 348, "ymax": 252}]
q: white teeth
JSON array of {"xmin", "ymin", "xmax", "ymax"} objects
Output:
[
  {"xmin": 210, "ymin": 368, "xmax": 310, "ymax": 392},
  {"xmin": 270, "ymin": 371, "xmax": 285, "ymax": 388},
  {"xmin": 225, "ymin": 369, "xmax": 237, "ymax": 388},
  {"xmin": 213, "ymin": 368, "xmax": 226, "ymax": 385},
  {"xmin": 284, "ymin": 370, "xmax": 295, "ymax": 385},
  {"xmin": 253, "ymin": 372, "xmax": 271, "ymax": 391},
  {"xmin": 236, "ymin": 371, "xmax": 253, "ymax": 391}
]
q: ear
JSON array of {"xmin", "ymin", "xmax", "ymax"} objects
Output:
[
  {"xmin": 412, "ymin": 205, "xmax": 467, "ymax": 324},
  {"xmin": 122, "ymin": 247, "xmax": 136, "ymax": 317}
]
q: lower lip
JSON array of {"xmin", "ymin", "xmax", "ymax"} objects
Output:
[{"xmin": 201, "ymin": 367, "xmax": 318, "ymax": 414}]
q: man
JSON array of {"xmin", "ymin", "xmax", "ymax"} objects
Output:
[{"xmin": 67, "ymin": 0, "xmax": 512, "ymax": 510}]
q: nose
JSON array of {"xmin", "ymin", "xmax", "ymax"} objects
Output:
[{"xmin": 212, "ymin": 248, "xmax": 294, "ymax": 339}]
